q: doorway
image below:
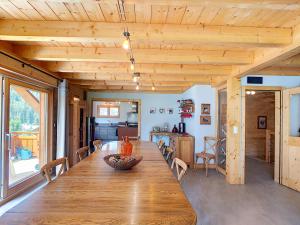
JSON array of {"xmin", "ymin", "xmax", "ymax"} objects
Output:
[{"xmin": 243, "ymin": 87, "xmax": 281, "ymax": 184}]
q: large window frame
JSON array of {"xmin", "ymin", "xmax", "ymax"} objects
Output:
[
  {"xmin": 96, "ymin": 105, "xmax": 120, "ymax": 118},
  {"xmin": 1, "ymin": 77, "xmax": 53, "ymax": 200}
]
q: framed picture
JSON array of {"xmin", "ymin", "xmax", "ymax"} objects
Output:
[
  {"xmin": 201, "ymin": 104, "xmax": 210, "ymax": 114},
  {"xmin": 159, "ymin": 107, "xmax": 165, "ymax": 114},
  {"xmin": 257, "ymin": 116, "xmax": 267, "ymax": 129},
  {"xmin": 149, "ymin": 107, "xmax": 156, "ymax": 114},
  {"xmin": 200, "ymin": 115, "xmax": 211, "ymax": 125},
  {"xmin": 167, "ymin": 108, "xmax": 174, "ymax": 114}
]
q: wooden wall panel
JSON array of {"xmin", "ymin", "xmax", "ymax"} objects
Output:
[{"xmin": 245, "ymin": 92, "xmax": 275, "ymax": 160}]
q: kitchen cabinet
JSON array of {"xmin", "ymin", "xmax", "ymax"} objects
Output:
[
  {"xmin": 95, "ymin": 124, "xmax": 118, "ymax": 141},
  {"xmin": 118, "ymin": 127, "xmax": 138, "ymax": 140}
]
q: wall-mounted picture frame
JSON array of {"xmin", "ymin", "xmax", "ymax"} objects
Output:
[
  {"xmin": 167, "ymin": 108, "xmax": 174, "ymax": 114},
  {"xmin": 257, "ymin": 116, "xmax": 267, "ymax": 129},
  {"xmin": 201, "ymin": 104, "xmax": 210, "ymax": 114},
  {"xmin": 149, "ymin": 107, "xmax": 156, "ymax": 114},
  {"xmin": 159, "ymin": 107, "xmax": 165, "ymax": 114},
  {"xmin": 200, "ymin": 115, "xmax": 211, "ymax": 125}
]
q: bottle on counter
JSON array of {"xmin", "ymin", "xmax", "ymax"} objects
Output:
[{"xmin": 172, "ymin": 125, "xmax": 178, "ymax": 133}]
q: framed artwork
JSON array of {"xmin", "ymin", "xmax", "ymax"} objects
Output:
[
  {"xmin": 167, "ymin": 108, "xmax": 174, "ymax": 114},
  {"xmin": 257, "ymin": 116, "xmax": 267, "ymax": 129},
  {"xmin": 159, "ymin": 108, "xmax": 165, "ymax": 114},
  {"xmin": 149, "ymin": 107, "xmax": 156, "ymax": 114},
  {"xmin": 200, "ymin": 116, "xmax": 211, "ymax": 125},
  {"xmin": 201, "ymin": 104, "xmax": 210, "ymax": 114}
]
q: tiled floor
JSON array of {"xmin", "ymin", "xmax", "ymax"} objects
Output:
[{"xmin": 182, "ymin": 158, "xmax": 300, "ymax": 225}]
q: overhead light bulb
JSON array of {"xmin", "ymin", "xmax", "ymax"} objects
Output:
[
  {"xmin": 251, "ymin": 91, "xmax": 256, "ymax": 95},
  {"xmin": 133, "ymin": 76, "xmax": 138, "ymax": 82},
  {"xmin": 130, "ymin": 63, "xmax": 135, "ymax": 71},
  {"xmin": 152, "ymin": 86, "xmax": 155, "ymax": 91},
  {"xmin": 122, "ymin": 39, "xmax": 129, "ymax": 50},
  {"xmin": 246, "ymin": 91, "xmax": 251, "ymax": 95},
  {"xmin": 136, "ymin": 84, "xmax": 139, "ymax": 90}
]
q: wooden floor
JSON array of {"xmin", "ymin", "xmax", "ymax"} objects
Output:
[{"xmin": 182, "ymin": 158, "xmax": 300, "ymax": 225}]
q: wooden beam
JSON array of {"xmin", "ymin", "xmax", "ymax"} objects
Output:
[
  {"xmin": 86, "ymin": 85, "xmax": 189, "ymax": 93},
  {"xmin": 59, "ymin": 72, "xmax": 224, "ymax": 83},
  {"xmin": 13, "ymin": 86, "xmax": 39, "ymax": 113},
  {"xmin": 0, "ymin": 20, "xmax": 291, "ymax": 47},
  {"xmin": 257, "ymin": 66, "xmax": 300, "ymax": 76},
  {"xmin": 16, "ymin": 45, "xmax": 253, "ymax": 65},
  {"xmin": 277, "ymin": 54, "xmax": 300, "ymax": 68},
  {"xmin": 232, "ymin": 24, "xmax": 300, "ymax": 78},
  {"xmin": 43, "ymin": 62, "xmax": 231, "ymax": 76},
  {"xmin": 5, "ymin": 0, "xmax": 300, "ymax": 10}
]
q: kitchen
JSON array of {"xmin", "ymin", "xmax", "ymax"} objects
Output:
[{"xmin": 90, "ymin": 99, "xmax": 140, "ymax": 144}]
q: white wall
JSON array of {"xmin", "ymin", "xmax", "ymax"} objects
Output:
[
  {"xmin": 87, "ymin": 92, "xmax": 181, "ymax": 141},
  {"xmin": 182, "ymin": 85, "xmax": 216, "ymax": 154}
]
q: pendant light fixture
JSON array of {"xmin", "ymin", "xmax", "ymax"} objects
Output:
[
  {"xmin": 122, "ymin": 31, "xmax": 130, "ymax": 50},
  {"xmin": 130, "ymin": 57, "xmax": 135, "ymax": 71},
  {"xmin": 136, "ymin": 83, "xmax": 140, "ymax": 90}
]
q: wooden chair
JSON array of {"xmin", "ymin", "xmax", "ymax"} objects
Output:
[
  {"xmin": 164, "ymin": 147, "xmax": 175, "ymax": 161},
  {"xmin": 171, "ymin": 158, "xmax": 187, "ymax": 182},
  {"xmin": 41, "ymin": 157, "xmax": 69, "ymax": 182},
  {"xmin": 93, "ymin": 140, "xmax": 102, "ymax": 151},
  {"xmin": 195, "ymin": 136, "xmax": 219, "ymax": 177},
  {"xmin": 157, "ymin": 140, "xmax": 165, "ymax": 152},
  {"xmin": 76, "ymin": 146, "xmax": 90, "ymax": 161}
]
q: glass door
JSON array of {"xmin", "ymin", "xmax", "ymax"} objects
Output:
[{"xmin": 2, "ymin": 78, "xmax": 49, "ymax": 197}]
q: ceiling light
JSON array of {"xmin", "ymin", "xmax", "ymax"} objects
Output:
[
  {"xmin": 130, "ymin": 57, "xmax": 135, "ymax": 71},
  {"xmin": 152, "ymin": 86, "xmax": 155, "ymax": 91},
  {"xmin": 133, "ymin": 76, "xmax": 138, "ymax": 82},
  {"xmin": 136, "ymin": 84, "xmax": 139, "ymax": 90},
  {"xmin": 132, "ymin": 72, "xmax": 140, "ymax": 82},
  {"xmin": 251, "ymin": 91, "xmax": 256, "ymax": 95},
  {"xmin": 246, "ymin": 91, "xmax": 251, "ymax": 95},
  {"xmin": 122, "ymin": 31, "xmax": 130, "ymax": 50}
]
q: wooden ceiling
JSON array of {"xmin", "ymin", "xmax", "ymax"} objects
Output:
[{"xmin": 0, "ymin": 0, "xmax": 300, "ymax": 93}]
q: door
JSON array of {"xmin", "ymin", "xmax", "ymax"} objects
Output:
[
  {"xmin": 2, "ymin": 78, "xmax": 49, "ymax": 198},
  {"xmin": 282, "ymin": 87, "xmax": 300, "ymax": 192}
]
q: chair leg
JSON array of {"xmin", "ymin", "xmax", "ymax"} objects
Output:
[
  {"xmin": 205, "ymin": 158, "xmax": 209, "ymax": 177},
  {"xmin": 215, "ymin": 158, "xmax": 218, "ymax": 173}
]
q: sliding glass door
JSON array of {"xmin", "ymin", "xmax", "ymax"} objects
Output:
[{"xmin": 1, "ymin": 78, "xmax": 49, "ymax": 198}]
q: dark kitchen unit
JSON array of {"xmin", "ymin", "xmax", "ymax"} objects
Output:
[{"xmin": 94, "ymin": 123, "xmax": 118, "ymax": 143}]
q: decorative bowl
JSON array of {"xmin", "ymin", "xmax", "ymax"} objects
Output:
[{"xmin": 103, "ymin": 154, "xmax": 143, "ymax": 170}]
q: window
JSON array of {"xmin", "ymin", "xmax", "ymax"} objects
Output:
[{"xmin": 97, "ymin": 105, "xmax": 120, "ymax": 118}]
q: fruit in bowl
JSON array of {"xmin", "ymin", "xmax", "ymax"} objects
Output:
[{"xmin": 104, "ymin": 154, "xmax": 143, "ymax": 170}]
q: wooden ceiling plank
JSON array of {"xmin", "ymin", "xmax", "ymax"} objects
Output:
[
  {"xmin": 99, "ymin": 1, "xmax": 120, "ymax": 22},
  {"xmin": 165, "ymin": 5, "xmax": 186, "ymax": 24},
  {"xmin": 16, "ymin": 45, "xmax": 253, "ymax": 65},
  {"xmin": 9, "ymin": 0, "xmax": 44, "ymax": 20},
  {"xmin": 180, "ymin": 6, "xmax": 202, "ymax": 25},
  {"xmin": 0, "ymin": 1, "xmax": 29, "ymax": 20},
  {"xmin": 151, "ymin": 5, "xmax": 169, "ymax": 24},
  {"xmin": 134, "ymin": 3, "xmax": 151, "ymax": 23},
  {"xmin": 0, "ymin": 20, "xmax": 292, "ymax": 47},
  {"xmin": 46, "ymin": 1, "xmax": 74, "ymax": 20},
  {"xmin": 81, "ymin": 2, "xmax": 105, "ymax": 21},
  {"xmin": 43, "ymin": 62, "xmax": 232, "ymax": 75},
  {"xmin": 257, "ymin": 66, "xmax": 300, "ymax": 76},
  {"xmin": 28, "ymin": 1, "xmax": 59, "ymax": 20},
  {"xmin": 0, "ymin": 5, "xmax": 15, "ymax": 19},
  {"xmin": 64, "ymin": 2, "xmax": 90, "ymax": 21}
]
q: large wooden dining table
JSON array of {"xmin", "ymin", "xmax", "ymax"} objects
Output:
[{"xmin": 0, "ymin": 141, "xmax": 197, "ymax": 225}]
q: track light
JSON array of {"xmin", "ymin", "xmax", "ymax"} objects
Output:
[
  {"xmin": 130, "ymin": 57, "xmax": 135, "ymax": 71},
  {"xmin": 122, "ymin": 31, "xmax": 130, "ymax": 50}
]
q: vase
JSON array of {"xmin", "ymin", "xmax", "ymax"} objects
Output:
[{"xmin": 121, "ymin": 136, "xmax": 133, "ymax": 156}]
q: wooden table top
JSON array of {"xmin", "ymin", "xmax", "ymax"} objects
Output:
[{"xmin": 0, "ymin": 141, "xmax": 197, "ymax": 225}]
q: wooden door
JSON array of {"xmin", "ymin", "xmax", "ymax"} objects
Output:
[{"xmin": 282, "ymin": 87, "xmax": 300, "ymax": 192}]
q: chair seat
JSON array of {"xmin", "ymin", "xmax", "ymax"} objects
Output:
[{"xmin": 196, "ymin": 151, "xmax": 215, "ymax": 159}]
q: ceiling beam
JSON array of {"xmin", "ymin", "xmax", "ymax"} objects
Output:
[
  {"xmin": 256, "ymin": 66, "xmax": 300, "ymax": 76},
  {"xmin": 276, "ymin": 54, "xmax": 300, "ymax": 68},
  {"xmin": 232, "ymin": 24, "xmax": 300, "ymax": 78},
  {"xmin": 16, "ymin": 45, "xmax": 253, "ymax": 65},
  {"xmin": 0, "ymin": 20, "xmax": 291, "ymax": 47},
  {"xmin": 5, "ymin": 0, "xmax": 300, "ymax": 10},
  {"xmin": 43, "ymin": 62, "xmax": 231, "ymax": 75},
  {"xmin": 60, "ymin": 72, "xmax": 224, "ymax": 83},
  {"xmin": 86, "ymin": 85, "xmax": 189, "ymax": 93}
]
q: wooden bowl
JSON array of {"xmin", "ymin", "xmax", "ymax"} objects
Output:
[{"xmin": 103, "ymin": 154, "xmax": 143, "ymax": 170}]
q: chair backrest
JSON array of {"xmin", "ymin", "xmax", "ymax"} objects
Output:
[
  {"xmin": 171, "ymin": 158, "xmax": 187, "ymax": 182},
  {"xmin": 41, "ymin": 157, "xmax": 69, "ymax": 182},
  {"xmin": 76, "ymin": 146, "xmax": 90, "ymax": 161},
  {"xmin": 93, "ymin": 140, "xmax": 102, "ymax": 151},
  {"xmin": 204, "ymin": 136, "xmax": 219, "ymax": 155},
  {"xmin": 157, "ymin": 140, "xmax": 165, "ymax": 150}
]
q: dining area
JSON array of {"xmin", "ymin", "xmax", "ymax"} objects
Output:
[{"xmin": 0, "ymin": 139, "xmax": 197, "ymax": 225}]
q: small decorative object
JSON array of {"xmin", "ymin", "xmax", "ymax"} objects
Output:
[
  {"xmin": 201, "ymin": 104, "xmax": 210, "ymax": 114},
  {"xmin": 121, "ymin": 136, "xmax": 133, "ymax": 156},
  {"xmin": 167, "ymin": 108, "xmax": 174, "ymax": 114},
  {"xmin": 152, "ymin": 126, "xmax": 160, "ymax": 132},
  {"xmin": 104, "ymin": 154, "xmax": 143, "ymax": 170},
  {"xmin": 159, "ymin": 107, "xmax": 165, "ymax": 114},
  {"xmin": 200, "ymin": 116, "xmax": 211, "ymax": 125},
  {"xmin": 149, "ymin": 107, "xmax": 156, "ymax": 114},
  {"xmin": 257, "ymin": 116, "xmax": 267, "ymax": 129},
  {"xmin": 172, "ymin": 125, "xmax": 178, "ymax": 133},
  {"xmin": 178, "ymin": 99, "xmax": 194, "ymax": 118}
]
